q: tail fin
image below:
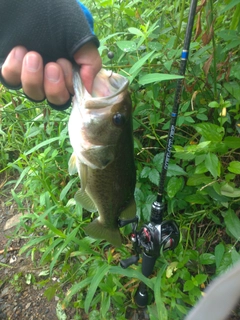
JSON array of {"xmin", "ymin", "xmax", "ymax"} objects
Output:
[{"xmin": 84, "ymin": 218, "xmax": 122, "ymax": 247}]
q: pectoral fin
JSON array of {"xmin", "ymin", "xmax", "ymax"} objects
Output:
[
  {"xmin": 68, "ymin": 154, "xmax": 88, "ymax": 191},
  {"xmin": 79, "ymin": 162, "xmax": 88, "ymax": 191},
  {"xmin": 68, "ymin": 153, "xmax": 78, "ymax": 175},
  {"xmin": 74, "ymin": 189, "xmax": 97, "ymax": 212},
  {"xmin": 84, "ymin": 218, "xmax": 122, "ymax": 247}
]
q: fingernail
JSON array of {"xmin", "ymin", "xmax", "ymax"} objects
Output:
[
  {"xmin": 14, "ymin": 47, "xmax": 26, "ymax": 62},
  {"xmin": 26, "ymin": 53, "xmax": 40, "ymax": 72},
  {"xmin": 45, "ymin": 65, "xmax": 60, "ymax": 83}
]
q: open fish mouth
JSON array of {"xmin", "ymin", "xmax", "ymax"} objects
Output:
[{"xmin": 73, "ymin": 68, "xmax": 129, "ymax": 109}]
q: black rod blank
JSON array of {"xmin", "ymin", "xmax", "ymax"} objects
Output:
[{"xmin": 157, "ymin": 0, "xmax": 198, "ymax": 203}]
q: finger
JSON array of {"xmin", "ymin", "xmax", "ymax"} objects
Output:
[
  {"xmin": 21, "ymin": 52, "xmax": 45, "ymax": 101},
  {"xmin": 44, "ymin": 62, "xmax": 71, "ymax": 105},
  {"xmin": 79, "ymin": 64, "xmax": 98, "ymax": 94},
  {"xmin": 1, "ymin": 46, "xmax": 27, "ymax": 87},
  {"xmin": 56, "ymin": 58, "xmax": 74, "ymax": 95},
  {"xmin": 74, "ymin": 42, "xmax": 102, "ymax": 94}
]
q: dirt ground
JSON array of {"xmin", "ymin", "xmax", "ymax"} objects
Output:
[{"xmin": 0, "ymin": 172, "xmax": 60, "ymax": 320}]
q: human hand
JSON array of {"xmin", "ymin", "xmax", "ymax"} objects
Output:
[
  {"xmin": 0, "ymin": 0, "xmax": 102, "ymax": 110},
  {"xmin": 1, "ymin": 42, "xmax": 102, "ymax": 108}
]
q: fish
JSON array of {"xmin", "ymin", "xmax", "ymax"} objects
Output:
[{"xmin": 68, "ymin": 67, "xmax": 136, "ymax": 247}]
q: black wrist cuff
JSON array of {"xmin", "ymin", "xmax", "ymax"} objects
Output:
[
  {"xmin": 23, "ymin": 92, "xmax": 45, "ymax": 104},
  {"xmin": 47, "ymin": 96, "xmax": 72, "ymax": 111}
]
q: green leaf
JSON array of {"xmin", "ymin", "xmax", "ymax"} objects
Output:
[
  {"xmin": 149, "ymin": 168, "xmax": 159, "ymax": 186},
  {"xmin": 224, "ymin": 81, "xmax": 240, "ymax": 101},
  {"xmin": 205, "ymin": 153, "xmax": 220, "ymax": 179},
  {"xmin": 224, "ymin": 136, "xmax": 240, "ymax": 149},
  {"xmin": 128, "ymin": 27, "xmax": 145, "ymax": 37},
  {"xmin": 19, "ymin": 234, "xmax": 53, "ymax": 255},
  {"xmin": 193, "ymin": 123, "xmax": 224, "ymax": 142},
  {"xmin": 167, "ymin": 164, "xmax": 187, "ymax": 176},
  {"xmin": 49, "ymin": 226, "xmax": 80, "ymax": 275},
  {"xmin": 215, "ymin": 243, "xmax": 225, "ymax": 269},
  {"xmin": 140, "ymin": 166, "xmax": 151, "ymax": 178},
  {"xmin": 13, "ymin": 166, "xmax": 30, "ymax": 190},
  {"xmin": 11, "ymin": 189, "xmax": 24, "ymax": 209},
  {"xmin": 44, "ymin": 284, "xmax": 59, "ymax": 301},
  {"xmin": 184, "ymin": 193, "xmax": 208, "ymax": 204},
  {"xmin": 116, "ymin": 40, "xmax": 137, "ymax": 52},
  {"xmin": 154, "ymin": 267, "xmax": 168, "ymax": 320},
  {"xmin": 100, "ymin": 294, "xmax": 111, "ymax": 318},
  {"xmin": 221, "ymin": 0, "xmax": 240, "ymax": 14},
  {"xmin": 0, "ymin": 129, "xmax": 6, "ymax": 136},
  {"xmin": 199, "ymin": 253, "xmax": 215, "ymax": 265},
  {"xmin": 208, "ymin": 101, "xmax": 219, "ymax": 108},
  {"xmin": 64, "ymin": 278, "xmax": 92, "ymax": 305},
  {"xmin": 176, "ymin": 304, "xmax": 188, "ymax": 315},
  {"xmin": 56, "ymin": 301, "xmax": 67, "ymax": 320},
  {"xmin": 206, "ymin": 186, "xmax": 229, "ymax": 203},
  {"xmin": 138, "ymin": 73, "xmax": 183, "ymax": 85},
  {"xmin": 224, "ymin": 209, "xmax": 240, "ymax": 240},
  {"xmin": 35, "ymin": 213, "xmax": 66, "ymax": 239},
  {"xmin": 167, "ymin": 176, "xmax": 184, "ymax": 198},
  {"xmin": 40, "ymin": 238, "xmax": 63, "ymax": 265},
  {"xmin": 183, "ymin": 280, "xmax": 194, "ymax": 292},
  {"xmin": 221, "ymin": 183, "xmax": 240, "ymax": 198},
  {"xmin": 196, "ymin": 113, "xmax": 208, "ymax": 121},
  {"xmin": 60, "ymin": 177, "xmax": 78, "ymax": 201},
  {"xmin": 228, "ymin": 161, "xmax": 240, "ymax": 174},
  {"xmin": 195, "ymin": 161, "xmax": 208, "ymax": 174},
  {"xmin": 195, "ymin": 274, "xmax": 208, "ymax": 285},
  {"xmin": 84, "ymin": 264, "xmax": 110, "ymax": 313},
  {"xmin": 231, "ymin": 248, "xmax": 240, "ymax": 264},
  {"xmin": 24, "ymin": 137, "xmax": 60, "ymax": 156},
  {"xmin": 129, "ymin": 51, "xmax": 155, "ymax": 80},
  {"xmin": 187, "ymin": 174, "xmax": 213, "ymax": 186},
  {"xmin": 109, "ymin": 266, "xmax": 154, "ymax": 290}
]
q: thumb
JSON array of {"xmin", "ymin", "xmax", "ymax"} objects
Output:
[{"xmin": 74, "ymin": 42, "xmax": 102, "ymax": 94}]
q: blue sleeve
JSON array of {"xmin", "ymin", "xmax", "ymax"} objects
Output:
[{"xmin": 77, "ymin": 1, "xmax": 94, "ymax": 33}]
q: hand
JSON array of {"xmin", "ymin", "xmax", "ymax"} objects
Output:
[{"xmin": 1, "ymin": 42, "xmax": 102, "ymax": 107}]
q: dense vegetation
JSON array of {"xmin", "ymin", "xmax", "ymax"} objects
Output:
[{"xmin": 0, "ymin": 0, "xmax": 240, "ymax": 319}]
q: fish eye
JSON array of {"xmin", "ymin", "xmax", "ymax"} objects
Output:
[{"xmin": 113, "ymin": 112, "xmax": 125, "ymax": 126}]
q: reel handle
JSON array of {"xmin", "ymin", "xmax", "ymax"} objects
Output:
[{"xmin": 120, "ymin": 255, "xmax": 139, "ymax": 269}]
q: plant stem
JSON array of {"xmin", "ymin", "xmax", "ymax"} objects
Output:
[
  {"xmin": 209, "ymin": 0, "xmax": 217, "ymax": 100},
  {"xmin": 174, "ymin": 0, "xmax": 186, "ymax": 49}
]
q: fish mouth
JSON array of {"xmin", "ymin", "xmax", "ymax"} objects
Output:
[{"xmin": 73, "ymin": 68, "xmax": 129, "ymax": 109}]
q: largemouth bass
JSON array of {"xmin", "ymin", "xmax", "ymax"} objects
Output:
[{"xmin": 68, "ymin": 68, "xmax": 136, "ymax": 247}]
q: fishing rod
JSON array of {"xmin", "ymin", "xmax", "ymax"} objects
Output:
[{"xmin": 119, "ymin": 0, "xmax": 198, "ymax": 307}]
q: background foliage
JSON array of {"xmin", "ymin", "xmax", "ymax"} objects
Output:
[{"xmin": 1, "ymin": 0, "xmax": 240, "ymax": 319}]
